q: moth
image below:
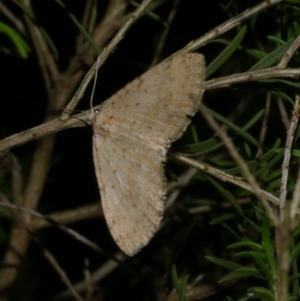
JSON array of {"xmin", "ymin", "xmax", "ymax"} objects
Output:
[{"xmin": 92, "ymin": 53, "xmax": 205, "ymax": 255}]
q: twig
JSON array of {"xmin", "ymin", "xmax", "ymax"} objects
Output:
[
  {"xmin": 275, "ymin": 206, "xmax": 291, "ymax": 301},
  {"xmin": 83, "ymin": 259, "xmax": 93, "ymax": 301},
  {"xmin": 0, "ymin": 2, "xmax": 26, "ymax": 35},
  {"xmin": 165, "ymin": 167, "xmax": 198, "ymax": 209},
  {"xmin": 75, "ymin": 0, "xmax": 97, "ymax": 55},
  {"xmin": 2, "ymin": 66, "xmax": 300, "ymax": 153},
  {"xmin": 20, "ymin": 0, "xmax": 59, "ymax": 92},
  {"xmin": 0, "ymin": 195, "xmax": 84, "ymax": 301},
  {"xmin": 197, "ymin": 104, "xmax": 281, "ymax": 227},
  {"xmin": 256, "ymin": 92, "xmax": 271, "ymax": 157},
  {"xmin": 205, "ymin": 67, "xmax": 300, "ymax": 90},
  {"xmin": 277, "ymin": 97, "xmax": 290, "ymax": 130},
  {"xmin": 0, "ymin": 0, "xmax": 63, "ymax": 290},
  {"xmin": 0, "ymin": 153, "xmax": 23, "ymax": 205},
  {"xmin": 55, "ymin": 252, "xmax": 125, "ymax": 300},
  {"xmin": 291, "ymin": 165, "xmax": 300, "ymax": 221},
  {"xmin": 0, "ymin": 110, "xmax": 89, "ymax": 152},
  {"xmin": 188, "ymin": 198, "xmax": 251, "ymax": 214},
  {"xmin": 91, "ymin": 0, "xmax": 128, "ymax": 56},
  {"xmin": 279, "ymin": 96, "xmax": 300, "ymax": 220},
  {"xmin": 61, "ymin": 0, "xmax": 153, "ymax": 119},
  {"xmin": 277, "ymin": 34, "xmax": 300, "ymax": 68},
  {"xmin": 0, "ymin": 201, "xmax": 105, "ymax": 254},
  {"xmin": 169, "ymin": 153, "xmax": 280, "ymax": 208},
  {"xmin": 174, "ymin": 0, "xmax": 283, "ymax": 54},
  {"xmin": 41, "ymin": 245, "xmax": 84, "ymax": 301},
  {"xmin": 30, "ymin": 203, "xmax": 102, "ymax": 230},
  {"xmin": 150, "ymin": 0, "xmax": 180, "ymax": 67}
]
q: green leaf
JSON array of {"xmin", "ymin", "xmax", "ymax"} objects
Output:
[
  {"xmin": 288, "ymin": 272, "xmax": 300, "ymax": 283},
  {"xmin": 190, "ymin": 124, "xmax": 199, "ymax": 143},
  {"xmin": 245, "ymin": 216, "xmax": 261, "ymax": 233},
  {"xmin": 259, "ymin": 139, "xmax": 282, "ymax": 163},
  {"xmin": 293, "ymin": 21, "xmax": 300, "ymax": 36},
  {"xmin": 206, "ymin": 25, "xmax": 247, "ymax": 78},
  {"xmin": 177, "ymin": 138, "xmax": 223, "ymax": 155},
  {"xmin": 218, "ymin": 268, "xmax": 264, "ymax": 283},
  {"xmin": 242, "ymin": 109, "xmax": 264, "ymax": 131},
  {"xmin": 221, "ymin": 222, "xmax": 243, "ymax": 240},
  {"xmin": 53, "ymin": 0, "xmax": 101, "ymax": 55},
  {"xmin": 171, "ymin": 265, "xmax": 189, "ymax": 301},
  {"xmin": 205, "ymin": 256, "xmax": 244, "ymax": 270},
  {"xmin": 293, "ymin": 224, "xmax": 300, "ymax": 237},
  {"xmin": 205, "ymin": 107, "xmax": 260, "ymax": 146},
  {"xmin": 291, "ymin": 242, "xmax": 300, "ymax": 260},
  {"xmin": 180, "ymin": 275, "xmax": 189, "ymax": 301},
  {"xmin": 284, "ymin": 0, "xmax": 300, "ymax": 4},
  {"xmin": 247, "ymin": 49, "xmax": 267, "ymax": 60},
  {"xmin": 291, "ymin": 149, "xmax": 300, "ymax": 157},
  {"xmin": 227, "ymin": 241, "xmax": 263, "ymax": 250},
  {"xmin": 233, "ymin": 249, "xmax": 273, "ymax": 283},
  {"xmin": 0, "ymin": 22, "xmax": 31, "ymax": 58},
  {"xmin": 268, "ymin": 169, "xmax": 282, "ymax": 180},
  {"xmin": 262, "ymin": 78, "xmax": 300, "ymax": 89},
  {"xmin": 261, "ymin": 216, "xmax": 276, "ymax": 276},
  {"xmin": 247, "ymin": 287, "xmax": 275, "ymax": 300},
  {"xmin": 253, "ymin": 150, "xmax": 284, "ymax": 177},
  {"xmin": 235, "ymin": 248, "xmax": 266, "ymax": 261},
  {"xmin": 248, "ymin": 38, "xmax": 295, "ymax": 71},
  {"xmin": 226, "ymin": 139, "xmax": 281, "ymax": 175},
  {"xmin": 267, "ymin": 35, "xmax": 287, "ymax": 45},
  {"xmin": 172, "ymin": 265, "xmax": 180, "ymax": 296},
  {"xmin": 270, "ymin": 91, "xmax": 294, "ymax": 105},
  {"xmin": 235, "ymin": 251, "xmax": 266, "ymax": 260},
  {"xmin": 249, "ymin": 251, "xmax": 274, "ymax": 284},
  {"xmin": 206, "ymin": 176, "xmax": 244, "ymax": 216},
  {"xmin": 210, "ymin": 213, "xmax": 236, "ymax": 225},
  {"xmin": 11, "ymin": 0, "xmax": 58, "ymax": 60},
  {"xmin": 290, "ymin": 237, "xmax": 299, "ymax": 296},
  {"xmin": 129, "ymin": 1, "xmax": 168, "ymax": 27},
  {"xmin": 244, "ymin": 142, "xmax": 252, "ymax": 158}
]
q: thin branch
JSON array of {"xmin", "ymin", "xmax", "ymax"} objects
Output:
[
  {"xmin": 0, "ymin": 201, "xmax": 106, "ymax": 255},
  {"xmin": 279, "ymin": 96, "xmax": 300, "ymax": 220},
  {"xmin": 188, "ymin": 198, "xmax": 251, "ymax": 215},
  {"xmin": 20, "ymin": 0, "xmax": 59, "ymax": 91},
  {"xmin": 256, "ymin": 92, "xmax": 271, "ymax": 157},
  {"xmin": 174, "ymin": 0, "xmax": 283, "ymax": 54},
  {"xmin": 150, "ymin": 0, "xmax": 180, "ymax": 67},
  {"xmin": 277, "ymin": 34, "xmax": 300, "ymax": 68},
  {"xmin": 205, "ymin": 67, "xmax": 300, "ymax": 90},
  {"xmin": 0, "ymin": 110, "xmax": 89, "ymax": 152},
  {"xmin": 291, "ymin": 165, "xmax": 300, "ymax": 221},
  {"xmin": 2, "ymin": 67, "xmax": 300, "ymax": 153},
  {"xmin": 0, "ymin": 2, "xmax": 26, "ymax": 35},
  {"xmin": 61, "ymin": 0, "xmax": 153, "ymax": 119},
  {"xmin": 0, "ymin": 195, "xmax": 84, "ymax": 301},
  {"xmin": 55, "ymin": 252, "xmax": 126, "ymax": 300},
  {"xmin": 169, "ymin": 152, "xmax": 280, "ymax": 208},
  {"xmin": 277, "ymin": 97, "xmax": 290, "ymax": 130},
  {"xmin": 41, "ymin": 245, "xmax": 84, "ymax": 301},
  {"xmin": 197, "ymin": 104, "xmax": 281, "ymax": 226},
  {"xmin": 30, "ymin": 203, "xmax": 102, "ymax": 230},
  {"xmin": 165, "ymin": 167, "xmax": 198, "ymax": 210}
]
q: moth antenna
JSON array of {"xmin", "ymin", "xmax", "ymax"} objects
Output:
[{"xmin": 90, "ymin": 55, "xmax": 101, "ymax": 120}]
